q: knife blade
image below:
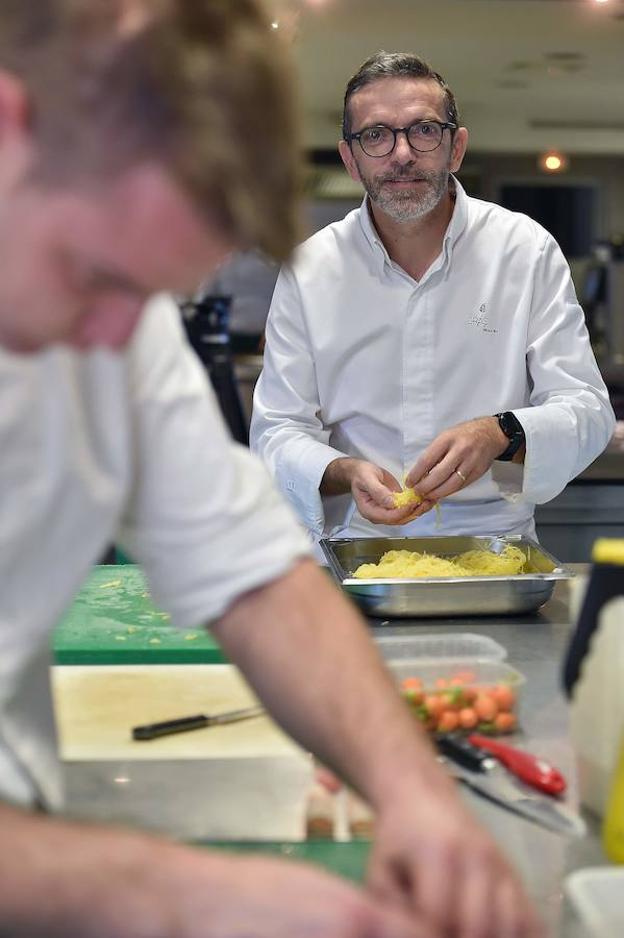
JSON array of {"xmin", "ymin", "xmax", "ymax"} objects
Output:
[
  {"xmin": 436, "ymin": 735, "xmax": 586, "ymax": 838},
  {"xmin": 132, "ymin": 704, "xmax": 265, "ymax": 740}
]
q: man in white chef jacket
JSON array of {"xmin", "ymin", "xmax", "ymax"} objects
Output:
[
  {"xmin": 0, "ymin": 6, "xmax": 541, "ymax": 938},
  {"xmin": 251, "ymin": 51, "xmax": 615, "ymax": 547}
]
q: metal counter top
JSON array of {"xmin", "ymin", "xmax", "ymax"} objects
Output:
[
  {"xmin": 370, "ymin": 568, "xmax": 605, "ymax": 937},
  {"xmin": 57, "ymin": 565, "xmax": 606, "ymax": 934}
]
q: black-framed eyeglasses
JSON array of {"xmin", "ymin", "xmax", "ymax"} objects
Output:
[{"xmin": 348, "ymin": 120, "xmax": 457, "ymax": 158}]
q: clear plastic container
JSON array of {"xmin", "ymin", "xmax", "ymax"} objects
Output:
[
  {"xmin": 387, "ymin": 658, "xmax": 525, "ymax": 690},
  {"xmin": 376, "ymin": 632, "xmax": 507, "ymax": 663},
  {"xmin": 387, "ymin": 657, "xmax": 526, "ymax": 735},
  {"xmin": 565, "ymin": 867, "xmax": 624, "ymax": 938}
]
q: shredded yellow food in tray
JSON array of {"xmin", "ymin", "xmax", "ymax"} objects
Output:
[{"xmin": 353, "ymin": 544, "xmax": 526, "ymax": 579}]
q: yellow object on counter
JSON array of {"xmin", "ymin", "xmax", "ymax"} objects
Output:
[
  {"xmin": 603, "ymin": 731, "xmax": 624, "ymax": 863},
  {"xmin": 352, "ymin": 544, "xmax": 526, "ymax": 579},
  {"xmin": 592, "ymin": 538, "xmax": 624, "ymax": 567}
]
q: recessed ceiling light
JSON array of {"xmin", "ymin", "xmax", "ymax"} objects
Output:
[{"xmin": 538, "ymin": 151, "xmax": 569, "ymax": 174}]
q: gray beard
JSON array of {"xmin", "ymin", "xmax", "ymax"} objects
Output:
[{"xmin": 362, "ymin": 165, "xmax": 450, "ymax": 223}]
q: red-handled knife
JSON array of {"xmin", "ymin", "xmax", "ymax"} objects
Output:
[{"xmin": 468, "ymin": 734, "xmax": 566, "ymax": 796}]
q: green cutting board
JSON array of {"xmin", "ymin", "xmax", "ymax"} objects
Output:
[
  {"xmin": 204, "ymin": 841, "xmax": 370, "ymax": 883},
  {"xmin": 53, "ymin": 565, "xmax": 226, "ymax": 665}
]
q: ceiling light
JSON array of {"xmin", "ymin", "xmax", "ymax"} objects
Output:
[
  {"xmin": 538, "ymin": 151, "xmax": 569, "ymax": 173},
  {"xmin": 266, "ymin": 6, "xmax": 300, "ymax": 40}
]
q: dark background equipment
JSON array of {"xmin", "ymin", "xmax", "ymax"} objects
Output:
[{"xmin": 180, "ymin": 294, "xmax": 249, "ymax": 446}]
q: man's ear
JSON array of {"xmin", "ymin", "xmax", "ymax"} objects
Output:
[
  {"xmin": 449, "ymin": 127, "xmax": 469, "ymax": 174},
  {"xmin": 338, "ymin": 139, "xmax": 362, "ymax": 184},
  {"xmin": 0, "ymin": 70, "xmax": 30, "ymax": 137}
]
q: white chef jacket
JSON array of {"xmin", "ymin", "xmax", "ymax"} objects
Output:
[
  {"xmin": 0, "ymin": 295, "xmax": 311, "ymax": 809},
  {"xmin": 251, "ymin": 178, "xmax": 615, "ymax": 544}
]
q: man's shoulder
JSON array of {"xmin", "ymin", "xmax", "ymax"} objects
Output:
[
  {"xmin": 129, "ymin": 293, "xmax": 186, "ymax": 350},
  {"xmin": 465, "ymin": 193, "xmax": 550, "ymax": 249}
]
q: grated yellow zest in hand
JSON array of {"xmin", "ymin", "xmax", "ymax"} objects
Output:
[
  {"xmin": 392, "ymin": 487, "xmax": 422, "ymax": 508},
  {"xmin": 353, "ymin": 544, "xmax": 526, "ymax": 579},
  {"xmin": 392, "ymin": 485, "xmax": 442, "ymax": 526}
]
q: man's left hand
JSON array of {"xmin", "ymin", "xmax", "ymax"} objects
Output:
[
  {"xmin": 368, "ymin": 780, "xmax": 544, "ymax": 938},
  {"xmin": 405, "ymin": 417, "xmax": 513, "ymax": 501}
]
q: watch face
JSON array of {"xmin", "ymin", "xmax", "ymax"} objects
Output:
[
  {"xmin": 498, "ymin": 412, "xmax": 522, "ymax": 439},
  {"xmin": 496, "ymin": 412, "xmax": 525, "ymax": 460}
]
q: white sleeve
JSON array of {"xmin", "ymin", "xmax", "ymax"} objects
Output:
[
  {"xmin": 514, "ymin": 234, "xmax": 615, "ymax": 504},
  {"xmin": 118, "ymin": 294, "xmax": 312, "ymax": 628},
  {"xmin": 250, "ymin": 265, "xmax": 345, "ymax": 534}
]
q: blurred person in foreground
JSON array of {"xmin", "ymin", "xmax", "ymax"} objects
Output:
[
  {"xmin": 251, "ymin": 52, "xmax": 614, "ymax": 548},
  {"xmin": 0, "ymin": 7, "xmax": 541, "ymax": 938}
]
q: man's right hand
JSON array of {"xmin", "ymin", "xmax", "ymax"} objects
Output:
[
  {"xmin": 321, "ymin": 457, "xmax": 435, "ymax": 525},
  {"xmin": 0, "ymin": 804, "xmax": 425, "ymax": 937},
  {"xmin": 169, "ymin": 851, "xmax": 430, "ymax": 938}
]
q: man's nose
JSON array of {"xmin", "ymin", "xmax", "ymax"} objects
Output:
[{"xmin": 392, "ymin": 130, "xmax": 415, "ymax": 162}]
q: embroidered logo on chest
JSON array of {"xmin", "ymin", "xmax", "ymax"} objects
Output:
[{"xmin": 467, "ymin": 303, "xmax": 498, "ymax": 334}]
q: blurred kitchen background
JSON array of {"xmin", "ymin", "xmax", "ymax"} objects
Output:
[{"xmin": 192, "ymin": 0, "xmax": 624, "ymax": 561}]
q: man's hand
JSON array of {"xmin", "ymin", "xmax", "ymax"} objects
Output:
[
  {"xmin": 351, "ymin": 461, "xmax": 434, "ymax": 524},
  {"xmin": 0, "ymin": 803, "xmax": 428, "ymax": 938},
  {"xmin": 406, "ymin": 416, "xmax": 514, "ymax": 501},
  {"xmin": 321, "ymin": 457, "xmax": 435, "ymax": 524},
  {"xmin": 174, "ymin": 852, "xmax": 430, "ymax": 938},
  {"xmin": 368, "ymin": 781, "xmax": 543, "ymax": 938}
]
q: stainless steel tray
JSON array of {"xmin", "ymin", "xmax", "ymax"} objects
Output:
[{"xmin": 320, "ymin": 535, "xmax": 573, "ymax": 618}]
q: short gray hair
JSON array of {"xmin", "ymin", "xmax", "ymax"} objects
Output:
[{"xmin": 342, "ymin": 51, "xmax": 459, "ymax": 141}]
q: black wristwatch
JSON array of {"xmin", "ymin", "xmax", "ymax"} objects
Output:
[{"xmin": 494, "ymin": 411, "xmax": 525, "ymax": 461}]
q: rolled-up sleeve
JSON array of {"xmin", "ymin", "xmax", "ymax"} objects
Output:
[
  {"xmin": 118, "ymin": 295, "xmax": 312, "ymax": 629},
  {"xmin": 250, "ymin": 265, "xmax": 345, "ymax": 534},
  {"xmin": 516, "ymin": 234, "xmax": 615, "ymax": 503}
]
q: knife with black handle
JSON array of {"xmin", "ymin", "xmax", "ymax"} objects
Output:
[
  {"xmin": 436, "ymin": 733, "xmax": 495, "ymax": 772},
  {"xmin": 436, "ymin": 734, "xmax": 585, "ymax": 838},
  {"xmin": 132, "ymin": 704, "xmax": 264, "ymax": 740}
]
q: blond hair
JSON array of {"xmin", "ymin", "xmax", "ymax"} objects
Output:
[{"xmin": 0, "ymin": 0, "xmax": 301, "ymax": 260}]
